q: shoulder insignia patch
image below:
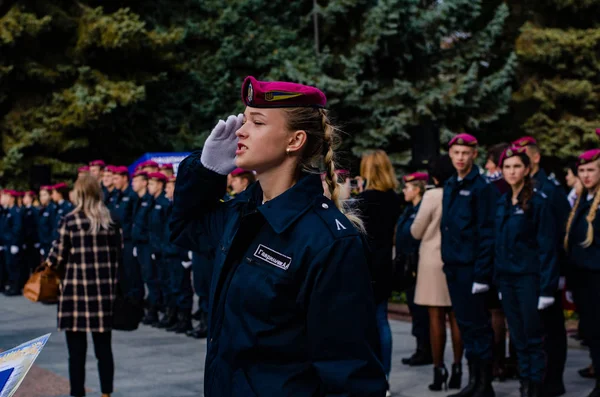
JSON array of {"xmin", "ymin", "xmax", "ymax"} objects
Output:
[{"xmin": 335, "ymin": 219, "xmax": 347, "ymax": 231}]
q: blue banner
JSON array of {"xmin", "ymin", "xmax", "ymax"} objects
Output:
[{"xmin": 129, "ymin": 152, "xmax": 191, "ymax": 176}]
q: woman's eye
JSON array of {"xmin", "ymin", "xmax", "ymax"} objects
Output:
[{"xmin": 254, "ymin": 121, "xmax": 264, "ymax": 126}]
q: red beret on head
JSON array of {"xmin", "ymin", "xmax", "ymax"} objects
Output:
[
  {"xmin": 168, "ymin": 175, "xmax": 176, "ymax": 183},
  {"xmin": 40, "ymin": 185, "xmax": 53, "ymax": 192},
  {"xmin": 241, "ymin": 76, "xmax": 327, "ymax": 109},
  {"xmin": 403, "ymin": 172, "xmax": 429, "ymax": 183},
  {"xmin": 160, "ymin": 163, "xmax": 173, "ymax": 171},
  {"xmin": 577, "ymin": 149, "xmax": 600, "ymax": 166},
  {"xmin": 113, "ymin": 166, "xmax": 129, "ymax": 176},
  {"xmin": 25, "ymin": 190, "xmax": 36, "ymax": 197},
  {"xmin": 511, "ymin": 136, "xmax": 537, "ymax": 148},
  {"xmin": 78, "ymin": 166, "xmax": 90, "ymax": 173},
  {"xmin": 4, "ymin": 190, "xmax": 17, "ymax": 197},
  {"xmin": 143, "ymin": 161, "xmax": 159, "ymax": 168},
  {"xmin": 230, "ymin": 168, "xmax": 251, "ymax": 177},
  {"xmin": 448, "ymin": 133, "xmax": 478, "ymax": 148},
  {"xmin": 596, "ymin": 128, "xmax": 600, "ymax": 139},
  {"xmin": 147, "ymin": 172, "xmax": 167, "ymax": 182},
  {"xmin": 104, "ymin": 165, "xmax": 116, "ymax": 173},
  {"xmin": 89, "ymin": 160, "xmax": 105, "ymax": 167},
  {"xmin": 498, "ymin": 146, "xmax": 527, "ymax": 167},
  {"xmin": 53, "ymin": 182, "xmax": 69, "ymax": 190},
  {"xmin": 133, "ymin": 170, "xmax": 148, "ymax": 179}
]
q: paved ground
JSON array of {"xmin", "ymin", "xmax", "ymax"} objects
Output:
[{"xmin": 0, "ymin": 294, "xmax": 594, "ymax": 397}]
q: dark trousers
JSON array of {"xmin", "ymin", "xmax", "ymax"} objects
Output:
[
  {"xmin": 165, "ymin": 256, "xmax": 193, "ymax": 311},
  {"xmin": 65, "ymin": 331, "xmax": 113, "ymax": 396},
  {"xmin": 4, "ymin": 248, "xmax": 21, "ymax": 289},
  {"xmin": 540, "ymin": 289, "xmax": 566, "ymax": 392},
  {"xmin": 121, "ymin": 240, "xmax": 143, "ymax": 301},
  {"xmin": 406, "ymin": 285, "xmax": 431, "ymax": 345},
  {"xmin": 40, "ymin": 243, "xmax": 52, "ymax": 260},
  {"xmin": 574, "ymin": 268, "xmax": 600, "ymax": 377},
  {"xmin": 136, "ymin": 243, "xmax": 161, "ymax": 307},
  {"xmin": 497, "ymin": 274, "xmax": 545, "ymax": 382},
  {"xmin": 19, "ymin": 245, "xmax": 40, "ymax": 288},
  {"xmin": 156, "ymin": 254, "xmax": 173, "ymax": 308},
  {"xmin": 0, "ymin": 248, "xmax": 6, "ymax": 289},
  {"xmin": 444, "ymin": 265, "xmax": 493, "ymax": 361},
  {"xmin": 192, "ymin": 250, "xmax": 213, "ymax": 313}
]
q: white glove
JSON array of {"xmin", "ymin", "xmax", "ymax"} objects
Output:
[
  {"xmin": 188, "ymin": 250, "xmax": 193, "ymax": 260},
  {"xmin": 34, "ymin": 243, "xmax": 40, "ymax": 249},
  {"xmin": 10, "ymin": 245, "xmax": 19, "ymax": 255},
  {"xmin": 151, "ymin": 253, "xmax": 156, "ymax": 260},
  {"xmin": 565, "ymin": 291, "xmax": 574, "ymax": 304},
  {"xmin": 200, "ymin": 114, "xmax": 244, "ymax": 175},
  {"xmin": 133, "ymin": 247, "xmax": 138, "ymax": 257},
  {"xmin": 537, "ymin": 296, "xmax": 555, "ymax": 310},
  {"xmin": 472, "ymin": 282, "xmax": 490, "ymax": 294},
  {"xmin": 181, "ymin": 261, "xmax": 192, "ymax": 269},
  {"xmin": 558, "ymin": 276, "xmax": 566, "ymax": 290},
  {"xmin": 0, "ymin": 246, "xmax": 4, "ymax": 251},
  {"xmin": 40, "ymin": 249, "xmax": 45, "ymax": 256},
  {"xmin": 498, "ymin": 292, "xmax": 502, "ymax": 300}
]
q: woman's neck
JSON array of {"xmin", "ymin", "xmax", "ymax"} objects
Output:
[
  {"xmin": 257, "ymin": 163, "xmax": 298, "ymax": 204},
  {"xmin": 412, "ymin": 196, "xmax": 422, "ymax": 207},
  {"xmin": 511, "ymin": 181, "xmax": 525, "ymax": 202}
]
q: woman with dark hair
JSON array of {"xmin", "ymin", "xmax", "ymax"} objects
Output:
[
  {"xmin": 411, "ymin": 154, "xmax": 464, "ymax": 391},
  {"xmin": 494, "ymin": 147, "xmax": 558, "ymax": 397}
]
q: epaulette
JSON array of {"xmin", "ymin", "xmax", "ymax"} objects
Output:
[
  {"xmin": 313, "ymin": 196, "xmax": 358, "ymax": 238},
  {"xmin": 548, "ymin": 173, "xmax": 561, "ymax": 187}
]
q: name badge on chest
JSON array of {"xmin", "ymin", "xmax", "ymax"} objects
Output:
[
  {"xmin": 459, "ymin": 190, "xmax": 471, "ymax": 196},
  {"xmin": 514, "ymin": 208, "xmax": 524, "ymax": 215},
  {"xmin": 253, "ymin": 244, "xmax": 292, "ymax": 271}
]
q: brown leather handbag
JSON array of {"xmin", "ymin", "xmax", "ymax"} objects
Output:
[{"xmin": 23, "ymin": 265, "xmax": 61, "ymax": 303}]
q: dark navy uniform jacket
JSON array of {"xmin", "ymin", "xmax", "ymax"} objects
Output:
[
  {"xmin": 494, "ymin": 190, "xmax": 558, "ymax": 296},
  {"xmin": 3, "ymin": 206, "xmax": 23, "ymax": 248},
  {"xmin": 396, "ymin": 203, "xmax": 421, "ymax": 257},
  {"xmin": 441, "ymin": 167, "xmax": 498, "ymax": 284},
  {"xmin": 52, "ymin": 200, "xmax": 74, "ymax": 242},
  {"xmin": 149, "ymin": 192, "xmax": 170, "ymax": 255},
  {"xmin": 0, "ymin": 207, "xmax": 6, "ymax": 247},
  {"xmin": 533, "ymin": 169, "xmax": 570, "ymax": 247},
  {"xmin": 105, "ymin": 188, "xmax": 119, "ymax": 210},
  {"xmin": 163, "ymin": 201, "xmax": 188, "ymax": 261},
  {"xmin": 170, "ymin": 152, "xmax": 386, "ymax": 397},
  {"xmin": 567, "ymin": 191, "xmax": 600, "ymax": 272},
  {"xmin": 38, "ymin": 203, "xmax": 55, "ymax": 249},
  {"xmin": 110, "ymin": 187, "xmax": 137, "ymax": 241},
  {"xmin": 22, "ymin": 206, "xmax": 39, "ymax": 248},
  {"xmin": 132, "ymin": 192, "xmax": 153, "ymax": 245}
]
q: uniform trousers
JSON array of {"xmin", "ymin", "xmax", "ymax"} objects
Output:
[
  {"xmin": 121, "ymin": 240, "xmax": 144, "ymax": 301},
  {"xmin": 444, "ymin": 265, "xmax": 493, "ymax": 361},
  {"xmin": 406, "ymin": 285, "xmax": 431, "ymax": 345},
  {"xmin": 165, "ymin": 256, "xmax": 193, "ymax": 312},
  {"xmin": 0, "ymin": 248, "xmax": 6, "ymax": 289},
  {"xmin": 20, "ymin": 244, "xmax": 40, "ymax": 288},
  {"xmin": 192, "ymin": 249, "xmax": 214, "ymax": 313},
  {"xmin": 496, "ymin": 274, "xmax": 545, "ymax": 382},
  {"xmin": 573, "ymin": 268, "xmax": 600, "ymax": 377},
  {"xmin": 4, "ymin": 248, "xmax": 21, "ymax": 289},
  {"xmin": 136, "ymin": 243, "xmax": 161, "ymax": 308},
  {"xmin": 540, "ymin": 289, "xmax": 567, "ymax": 393},
  {"xmin": 65, "ymin": 331, "xmax": 113, "ymax": 397}
]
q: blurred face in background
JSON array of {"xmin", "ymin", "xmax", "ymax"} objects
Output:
[
  {"xmin": 485, "ymin": 157, "xmax": 498, "ymax": 175},
  {"xmin": 502, "ymin": 155, "xmax": 529, "ymax": 187},
  {"xmin": 449, "ymin": 145, "xmax": 477, "ymax": 174},
  {"xmin": 402, "ymin": 182, "xmax": 422, "ymax": 203},
  {"xmin": 165, "ymin": 181, "xmax": 175, "ymax": 200},
  {"xmin": 161, "ymin": 168, "xmax": 174, "ymax": 178},
  {"xmin": 113, "ymin": 174, "xmax": 128, "ymax": 191},
  {"xmin": 230, "ymin": 176, "xmax": 249, "ymax": 195},
  {"xmin": 23, "ymin": 194, "xmax": 33, "ymax": 207},
  {"xmin": 132, "ymin": 176, "xmax": 147, "ymax": 194},
  {"xmin": 0, "ymin": 193, "xmax": 8, "ymax": 207},
  {"xmin": 89, "ymin": 166, "xmax": 103, "ymax": 180},
  {"xmin": 51, "ymin": 189, "xmax": 62, "ymax": 203},
  {"xmin": 565, "ymin": 168, "xmax": 578, "ymax": 188},
  {"xmin": 102, "ymin": 171, "xmax": 114, "ymax": 189},
  {"xmin": 578, "ymin": 160, "xmax": 600, "ymax": 191},
  {"xmin": 39, "ymin": 189, "xmax": 50, "ymax": 206},
  {"xmin": 147, "ymin": 179, "xmax": 164, "ymax": 197}
]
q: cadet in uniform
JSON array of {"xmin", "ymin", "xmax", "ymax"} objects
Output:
[
  {"xmin": 89, "ymin": 160, "xmax": 105, "ymax": 181},
  {"xmin": 565, "ymin": 149, "xmax": 600, "ymax": 397},
  {"xmin": 142, "ymin": 161, "xmax": 159, "ymax": 174},
  {"xmin": 147, "ymin": 172, "xmax": 173, "ymax": 329},
  {"xmin": 77, "ymin": 166, "xmax": 90, "ymax": 179},
  {"xmin": 102, "ymin": 165, "xmax": 117, "ymax": 206},
  {"xmin": 3, "ymin": 190, "xmax": 23, "ymax": 296},
  {"xmin": 51, "ymin": 183, "xmax": 74, "ymax": 243},
  {"xmin": 0, "ymin": 191, "xmax": 7, "ymax": 292},
  {"xmin": 494, "ymin": 147, "xmax": 558, "ymax": 397},
  {"xmin": 131, "ymin": 171, "xmax": 157, "ymax": 324},
  {"xmin": 37, "ymin": 186, "xmax": 55, "ymax": 259},
  {"xmin": 21, "ymin": 191, "xmax": 40, "ymax": 287},
  {"xmin": 160, "ymin": 163, "xmax": 174, "ymax": 178},
  {"xmin": 170, "ymin": 76, "xmax": 386, "ymax": 396},
  {"xmin": 441, "ymin": 133, "xmax": 497, "ymax": 397},
  {"xmin": 512, "ymin": 136, "xmax": 569, "ymax": 396},
  {"xmin": 163, "ymin": 175, "xmax": 194, "ymax": 334}
]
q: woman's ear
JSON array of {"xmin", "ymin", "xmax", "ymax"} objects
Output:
[{"xmin": 287, "ymin": 130, "xmax": 307, "ymax": 154}]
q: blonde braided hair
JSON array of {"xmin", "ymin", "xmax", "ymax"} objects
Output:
[
  {"xmin": 564, "ymin": 194, "xmax": 581, "ymax": 251},
  {"xmin": 565, "ymin": 161, "xmax": 600, "ymax": 249}
]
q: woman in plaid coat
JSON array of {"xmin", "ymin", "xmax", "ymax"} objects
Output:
[{"xmin": 46, "ymin": 175, "xmax": 121, "ymax": 397}]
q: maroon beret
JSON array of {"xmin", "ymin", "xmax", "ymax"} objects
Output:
[
  {"xmin": 511, "ymin": 136, "xmax": 537, "ymax": 148},
  {"xmin": 160, "ymin": 163, "xmax": 174, "ymax": 171},
  {"xmin": 403, "ymin": 172, "xmax": 429, "ymax": 183},
  {"xmin": 498, "ymin": 146, "xmax": 527, "ymax": 167},
  {"xmin": 596, "ymin": 128, "xmax": 600, "ymax": 139},
  {"xmin": 53, "ymin": 183, "xmax": 69, "ymax": 190},
  {"xmin": 577, "ymin": 149, "xmax": 600, "ymax": 166},
  {"xmin": 24, "ymin": 191, "xmax": 36, "ymax": 197},
  {"xmin": 113, "ymin": 166, "xmax": 130, "ymax": 176},
  {"xmin": 147, "ymin": 172, "xmax": 167, "ymax": 182},
  {"xmin": 89, "ymin": 160, "xmax": 105, "ymax": 167},
  {"xmin": 449, "ymin": 133, "xmax": 478, "ymax": 148},
  {"xmin": 241, "ymin": 76, "xmax": 327, "ymax": 109},
  {"xmin": 133, "ymin": 170, "xmax": 148, "ymax": 179},
  {"xmin": 230, "ymin": 168, "xmax": 252, "ymax": 177},
  {"xmin": 40, "ymin": 185, "xmax": 53, "ymax": 192},
  {"xmin": 104, "ymin": 165, "xmax": 116, "ymax": 173},
  {"xmin": 78, "ymin": 166, "xmax": 90, "ymax": 173}
]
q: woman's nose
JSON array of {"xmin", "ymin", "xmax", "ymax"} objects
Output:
[{"xmin": 235, "ymin": 124, "xmax": 247, "ymax": 138}]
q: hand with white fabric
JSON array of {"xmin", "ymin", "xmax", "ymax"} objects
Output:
[
  {"xmin": 40, "ymin": 249, "xmax": 45, "ymax": 256},
  {"xmin": 181, "ymin": 261, "xmax": 192, "ymax": 269},
  {"xmin": 188, "ymin": 251, "xmax": 193, "ymax": 260},
  {"xmin": 472, "ymin": 282, "xmax": 490, "ymax": 294},
  {"xmin": 133, "ymin": 247, "xmax": 138, "ymax": 257},
  {"xmin": 565, "ymin": 291, "xmax": 574, "ymax": 304},
  {"xmin": 200, "ymin": 114, "xmax": 244, "ymax": 175},
  {"xmin": 10, "ymin": 245, "xmax": 19, "ymax": 255},
  {"xmin": 537, "ymin": 296, "xmax": 555, "ymax": 310},
  {"xmin": 151, "ymin": 253, "xmax": 156, "ymax": 260},
  {"xmin": 498, "ymin": 292, "xmax": 502, "ymax": 300}
]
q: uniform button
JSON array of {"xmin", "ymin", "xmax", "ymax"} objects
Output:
[{"xmin": 322, "ymin": 203, "xmax": 329, "ymax": 209}]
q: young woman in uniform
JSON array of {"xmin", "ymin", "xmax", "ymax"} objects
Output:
[
  {"xmin": 170, "ymin": 76, "xmax": 387, "ymax": 396},
  {"xmin": 494, "ymin": 147, "xmax": 558, "ymax": 397},
  {"xmin": 565, "ymin": 149, "xmax": 600, "ymax": 397}
]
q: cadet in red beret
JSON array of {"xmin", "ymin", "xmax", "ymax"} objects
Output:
[
  {"xmin": 170, "ymin": 76, "xmax": 386, "ymax": 395},
  {"xmin": 142, "ymin": 161, "xmax": 159, "ymax": 173},
  {"xmin": 229, "ymin": 168, "xmax": 255, "ymax": 196},
  {"xmin": 89, "ymin": 160, "xmax": 105, "ymax": 181},
  {"xmin": 21, "ymin": 190, "xmax": 40, "ymax": 287},
  {"xmin": 159, "ymin": 163, "xmax": 174, "ymax": 178},
  {"xmin": 511, "ymin": 137, "xmax": 570, "ymax": 395},
  {"xmin": 51, "ymin": 183, "xmax": 74, "ymax": 244},
  {"xmin": 37, "ymin": 186, "xmax": 56, "ymax": 259},
  {"xmin": 101, "ymin": 165, "xmax": 117, "ymax": 206},
  {"xmin": 78, "ymin": 166, "xmax": 90, "ymax": 179},
  {"xmin": 565, "ymin": 148, "xmax": 600, "ymax": 397}
]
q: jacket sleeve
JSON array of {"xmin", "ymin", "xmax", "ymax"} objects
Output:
[
  {"xmin": 473, "ymin": 183, "xmax": 498, "ymax": 284},
  {"xmin": 305, "ymin": 235, "xmax": 388, "ymax": 396},
  {"xmin": 46, "ymin": 217, "xmax": 71, "ymax": 272},
  {"xmin": 535, "ymin": 199, "xmax": 559, "ymax": 297},
  {"xmin": 12, "ymin": 209, "xmax": 24, "ymax": 246},
  {"xmin": 411, "ymin": 191, "xmax": 433, "ymax": 240},
  {"xmin": 169, "ymin": 150, "xmax": 229, "ymax": 253}
]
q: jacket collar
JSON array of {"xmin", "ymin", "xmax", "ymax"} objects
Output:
[
  {"xmin": 450, "ymin": 166, "xmax": 479, "ymax": 186},
  {"xmin": 533, "ymin": 168, "xmax": 547, "ymax": 187},
  {"xmin": 236, "ymin": 172, "xmax": 324, "ymax": 234}
]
